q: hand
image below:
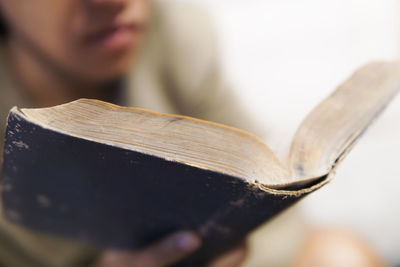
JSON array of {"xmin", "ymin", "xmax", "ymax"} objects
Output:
[
  {"xmin": 92, "ymin": 231, "xmax": 247, "ymax": 267},
  {"xmin": 208, "ymin": 242, "xmax": 247, "ymax": 267}
]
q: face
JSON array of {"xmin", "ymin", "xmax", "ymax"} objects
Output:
[{"xmin": 0, "ymin": 0, "xmax": 151, "ymax": 83}]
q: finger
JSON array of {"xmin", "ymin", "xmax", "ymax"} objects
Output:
[
  {"xmin": 133, "ymin": 231, "xmax": 201, "ymax": 267},
  {"xmin": 93, "ymin": 250, "xmax": 138, "ymax": 267},
  {"xmin": 208, "ymin": 243, "xmax": 248, "ymax": 267}
]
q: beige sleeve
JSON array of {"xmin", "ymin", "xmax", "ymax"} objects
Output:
[{"xmin": 155, "ymin": 1, "xmax": 266, "ymax": 138}]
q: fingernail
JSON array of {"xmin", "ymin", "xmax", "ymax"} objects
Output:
[{"xmin": 175, "ymin": 231, "xmax": 201, "ymax": 251}]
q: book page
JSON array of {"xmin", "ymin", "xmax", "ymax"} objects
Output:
[
  {"xmin": 18, "ymin": 100, "xmax": 290, "ymax": 187},
  {"xmin": 288, "ymin": 61, "xmax": 400, "ymax": 183}
]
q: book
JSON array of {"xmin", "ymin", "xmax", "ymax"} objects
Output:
[{"xmin": 2, "ymin": 61, "xmax": 400, "ymax": 266}]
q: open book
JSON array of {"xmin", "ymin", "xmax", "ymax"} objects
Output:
[{"xmin": 2, "ymin": 62, "xmax": 400, "ymax": 266}]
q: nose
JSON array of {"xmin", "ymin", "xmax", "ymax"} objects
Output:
[
  {"xmin": 88, "ymin": 0, "xmax": 127, "ymax": 4},
  {"xmin": 85, "ymin": 0, "xmax": 128, "ymax": 11}
]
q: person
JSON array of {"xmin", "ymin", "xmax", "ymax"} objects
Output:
[
  {"xmin": 0, "ymin": 0, "xmax": 388, "ymax": 266},
  {"xmin": 0, "ymin": 0, "xmax": 252, "ymax": 266}
]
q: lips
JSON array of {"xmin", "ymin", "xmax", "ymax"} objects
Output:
[{"xmin": 86, "ymin": 23, "xmax": 144, "ymax": 51}]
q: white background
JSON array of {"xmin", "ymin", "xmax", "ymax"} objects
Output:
[{"xmin": 180, "ymin": 0, "xmax": 400, "ymax": 264}]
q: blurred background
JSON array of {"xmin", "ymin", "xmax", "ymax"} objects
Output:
[{"xmin": 182, "ymin": 0, "xmax": 400, "ymax": 265}]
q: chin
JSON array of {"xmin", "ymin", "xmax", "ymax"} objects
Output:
[
  {"xmin": 92, "ymin": 65, "xmax": 131, "ymax": 83},
  {"xmin": 74, "ymin": 54, "xmax": 135, "ymax": 84},
  {"xmin": 66, "ymin": 37, "xmax": 140, "ymax": 83}
]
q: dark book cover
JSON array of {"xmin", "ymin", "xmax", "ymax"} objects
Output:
[{"xmin": 1, "ymin": 111, "xmax": 327, "ymax": 266}]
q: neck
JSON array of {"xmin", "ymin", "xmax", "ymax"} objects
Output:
[{"xmin": 6, "ymin": 35, "xmax": 122, "ymax": 108}]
